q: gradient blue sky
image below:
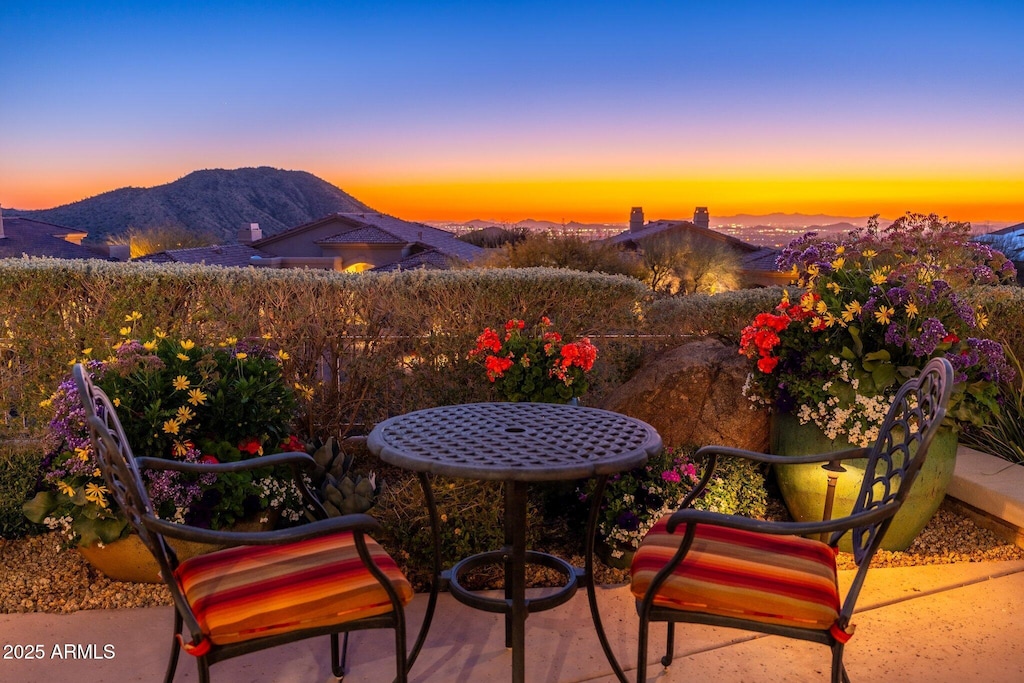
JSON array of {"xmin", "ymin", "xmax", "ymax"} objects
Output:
[{"xmin": 2, "ymin": 1, "xmax": 1022, "ymax": 223}]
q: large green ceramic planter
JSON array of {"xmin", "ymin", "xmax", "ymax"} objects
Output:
[{"xmin": 771, "ymin": 412, "xmax": 958, "ymax": 551}]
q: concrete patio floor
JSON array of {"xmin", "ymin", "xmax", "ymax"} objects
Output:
[{"xmin": 3, "ymin": 559, "xmax": 1024, "ymax": 682}]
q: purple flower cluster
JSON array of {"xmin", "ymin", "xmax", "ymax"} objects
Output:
[
  {"xmin": 144, "ymin": 444, "xmax": 213, "ymax": 515},
  {"xmin": 969, "ymin": 338, "xmax": 1016, "ymax": 383},
  {"xmin": 909, "ymin": 317, "xmax": 947, "ymax": 357}
]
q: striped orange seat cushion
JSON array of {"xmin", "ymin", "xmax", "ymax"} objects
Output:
[
  {"xmin": 630, "ymin": 515, "xmax": 840, "ymax": 630},
  {"xmin": 175, "ymin": 531, "xmax": 414, "ymax": 646}
]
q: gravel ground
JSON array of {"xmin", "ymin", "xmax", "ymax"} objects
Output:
[{"xmin": 2, "ymin": 503, "xmax": 1022, "ymax": 614}]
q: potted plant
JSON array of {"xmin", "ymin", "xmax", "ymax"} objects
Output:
[
  {"xmin": 468, "ymin": 317, "xmax": 598, "ymax": 404},
  {"xmin": 24, "ymin": 315, "xmax": 309, "ymax": 577},
  {"xmin": 739, "ymin": 213, "xmax": 1017, "ymax": 549}
]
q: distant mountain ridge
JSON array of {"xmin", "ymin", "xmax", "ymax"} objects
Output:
[{"xmin": 6, "ymin": 167, "xmax": 374, "ymax": 244}]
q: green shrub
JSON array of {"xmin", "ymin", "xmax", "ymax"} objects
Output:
[{"xmin": 0, "ymin": 440, "xmax": 44, "ymax": 539}]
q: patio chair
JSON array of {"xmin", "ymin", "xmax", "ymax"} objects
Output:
[
  {"xmin": 72, "ymin": 363, "xmax": 413, "ymax": 683},
  {"xmin": 630, "ymin": 357, "xmax": 953, "ymax": 682}
]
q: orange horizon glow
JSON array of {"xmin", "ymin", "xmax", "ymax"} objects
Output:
[{"xmin": 5, "ymin": 172, "xmax": 1023, "ymax": 227}]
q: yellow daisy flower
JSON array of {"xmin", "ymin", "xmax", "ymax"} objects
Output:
[
  {"xmin": 905, "ymin": 302, "xmax": 919, "ymax": 319},
  {"xmin": 276, "ymin": 349, "xmax": 290, "ymax": 361},
  {"xmin": 143, "ymin": 340, "xmax": 158, "ymax": 351},
  {"xmin": 235, "ymin": 352, "xmax": 248, "ymax": 360},
  {"xmin": 834, "ymin": 245, "xmax": 845, "ymax": 255},
  {"xmin": 870, "ymin": 269, "xmax": 888, "ymax": 286},
  {"xmin": 815, "ymin": 300, "xmax": 828, "ymax": 315},
  {"xmin": 826, "ymin": 281, "xmax": 841, "ymax": 295},
  {"xmin": 176, "ymin": 353, "xmax": 190, "ymax": 361},
  {"xmin": 180, "ymin": 339, "xmax": 196, "ymax": 351},
  {"xmin": 162, "ymin": 418, "xmax": 182, "ymax": 435},
  {"xmin": 176, "ymin": 406, "xmax": 195, "ymax": 422},
  {"xmin": 84, "ymin": 483, "xmax": 109, "ymax": 507},
  {"xmin": 874, "ymin": 306, "xmax": 895, "ymax": 325},
  {"xmin": 75, "ymin": 447, "xmax": 90, "ymax": 462},
  {"xmin": 113, "ymin": 397, "xmax": 121, "ymax": 407},
  {"xmin": 225, "ymin": 336, "xmax": 238, "ymax": 345},
  {"xmin": 842, "ymin": 301, "xmax": 862, "ymax": 322},
  {"xmin": 155, "ymin": 329, "xmax": 168, "ymax": 339},
  {"xmin": 124, "ymin": 311, "xmax": 142, "ymax": 321},
  {"xmin": 172, "ymin": 375, "xmax": 191, "ymax": 391},
  {"xmin": 81, "ymin": 347, "xmax": 93, "ymax": 356},
  {"xmin": 119, "ymin": 326, "xmax": 132, "ymax": 336},
  {"xmin": 173, "ymin": 441, "xmax": 189, "ymax": 457},
  {"xmin": 830, "ymin": 257, "xmax": 845, "ymax": 270},
  {"xmin": 187, "ymin": 388, "xmax": 208, "ymax": 406},
  {"xmin": 977, "ymin": 310, "xmax": 990, "ymax": 330},
  {"xmin": 57, "ymin": 481, "xmax": 76, "ymax": 497},
  {"xmin": 862, "ymin": 249, "xmax": 877, "ymax": 258},
  {"xmin": 294, "ymin": 383, "xmax": 315, "ymax": 401},
  {"xmin": 262, "ymin": 333, "xmax": 273, "ymax": 340}
]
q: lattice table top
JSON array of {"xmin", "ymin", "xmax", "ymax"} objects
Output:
[{"xmin": 367, "ymin": 402, "xmax": 662, "ymax": 481}]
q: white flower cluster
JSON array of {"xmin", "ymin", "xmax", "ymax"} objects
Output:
[
  {"xmin": 254, "ymin": 475, "xmax": 305, "ymax": 522},
  {"xmin": 43, "ymin": 515, "xmax": 74, "ymax": 542},
  {"xmin": 796, "ymin": 392, "xmax": 894, "ymax": 448}
]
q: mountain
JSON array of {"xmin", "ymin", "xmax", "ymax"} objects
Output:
[{"xmin": 6, "ymin": 167, "xmax": 374, "ymax": 244}]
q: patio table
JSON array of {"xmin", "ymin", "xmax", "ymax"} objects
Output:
[{"xmin": 367, "ymin": 401, "xmax": 662, "ymax": 683}]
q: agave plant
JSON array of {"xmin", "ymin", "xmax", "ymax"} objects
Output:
[{"xmin": 308, "ymin": 436, "xmax": 380, "ymax": 516}]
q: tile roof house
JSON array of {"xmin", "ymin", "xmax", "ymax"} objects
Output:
[
  {"xmin": 134, "ymin": 213, "xmax": 482, "ymax": 271},
  {"xmin": 246, "ymin": 212, "xmax": 484, "ymax": 272},
  {"xmin": 0, "ymin": 209, "xmax": 109, "ymax": 260},
  {"xmin": 134, "ymin": 243, "xmax": 272, "ymax": 267},
  {"xmin": 604, "ymin": 207, "xmax": 788, "ymax": 287}
]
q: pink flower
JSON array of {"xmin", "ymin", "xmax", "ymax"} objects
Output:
[{"xmin": 661, "ymin": 470, "xmax": 682, "ymax": 483}]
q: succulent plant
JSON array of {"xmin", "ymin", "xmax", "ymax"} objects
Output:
[{"xmin": 308, "ymin": 436, "xmax": 380, "ymax": 517}]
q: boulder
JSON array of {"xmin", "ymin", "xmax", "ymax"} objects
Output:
[{"xmin": 600, "ymin": 337, "xmax": 769, "ymax": 452}]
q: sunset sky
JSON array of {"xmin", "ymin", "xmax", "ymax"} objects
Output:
[{"xmin": 2, "ymin": 1, "xmax": 1022, "ymax": 225}]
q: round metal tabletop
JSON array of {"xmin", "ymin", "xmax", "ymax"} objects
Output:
[{"xmin": 367, "ymin": 402, "xmax": 662, "ymax": 481}]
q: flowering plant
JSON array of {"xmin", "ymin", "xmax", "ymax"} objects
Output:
[
  {"xmin": 581, "ymin": 445, "xmax": 768, "ymax": 559},
  {"xmin": 469, "ymin": 317, "xmax": 598, "ymax": 403},
  {"xmin": 740, "ymin": 213, "xmax": 1017, "ymax": 446},
  {"xmin": 24, "ymin": 315, "xmax": 309, "ymax": 547}
]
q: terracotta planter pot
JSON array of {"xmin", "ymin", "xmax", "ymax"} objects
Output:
[
  {"xmin": 771, "ymin": 412, "xmax": 958, "ymax": 552},
  {"xmin": 78, "ymin": 516, "xmax": 276, "ymax": 583}
]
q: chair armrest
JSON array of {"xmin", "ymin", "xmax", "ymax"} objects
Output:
[
  {"xmin": 665, "ymin": 504, "xmax": 897, "ymax": 538},
  {"xmin": 142, "ymin": 512, "xmax": 382, "ymax": 547},
  {"xmin": 135, "ymin": 451, "xmax": 316, "ymax": 474},
  {"xmin": 695, "ymin": 444, "xmax": 872, "ymax": 467},
  {"xmin": 138, "ymin": 451, "xmax": 331, "ymax": 521}
]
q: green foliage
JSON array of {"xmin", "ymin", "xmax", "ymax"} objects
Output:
[
  {"xmin": 962, "ymin": 346, "xmax": 1024, "ymax": 465},
  {"xmin": 458, "ymin": 226, "xmax": 530, "ymax": 248},
  {"xmin": 0, "ymin": 440, "xmax": 44, "ymax": 539},
  {"xmin": 480, "ymin": 232, "xmax": 643, "ymax": 278}
]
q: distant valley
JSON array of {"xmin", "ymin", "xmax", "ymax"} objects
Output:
[{"xmin": 6, "ymin": 167, "xmax": 1017, "ymax": 248}]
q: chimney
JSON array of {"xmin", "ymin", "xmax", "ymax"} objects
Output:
[
  {"xmin": 238, "ymin": 223, "xmax": 262, "ymax": 244},
  {"xmin": 693, "ymin": 207, "xmax": 709, "ymax": 229},
  {"xmin": 0, "ymin": 205, "xmax": 5, "ymax": 239},
  {"xmin": 629, "ymin": 207, "xmax": 644, "ymax": 233}
]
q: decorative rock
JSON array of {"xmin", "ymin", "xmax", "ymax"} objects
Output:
[{"xmin": 600, "ymin": 337, "xmax": 770, "ymax": 451}]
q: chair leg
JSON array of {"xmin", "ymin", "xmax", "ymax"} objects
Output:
[
  {"xmin": 637, "ymin": 616, "xmax": 650, "ymax": 683},
  {"xmin": 831, "ymin": 643, "xmax": 849, "ymax": 683},
  {"xmin": 196, "ymin": 657, "xmax": 211, "ymax": 683},
  {"xmin": 164, "ymin": 610, "xmax": 183, "ymax": 683},
  {"xmin": 661, "ymin": 621, "xmax": 675, "ymax": 667},
  {"xmin": 331, "ymin": 632, "xmax": 349, "ymax": 679}
]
